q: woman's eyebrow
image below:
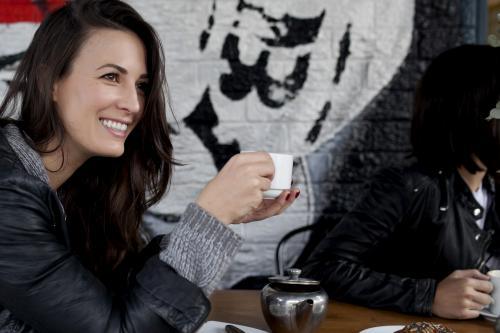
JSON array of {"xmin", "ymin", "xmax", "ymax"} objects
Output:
[
  {"xmin": 97, "ymin": 63, "xmax": 127, "ymax": 73},
  {"xmin": 97, "ymin": 63, "xmax": 148, "ymax": 79}
]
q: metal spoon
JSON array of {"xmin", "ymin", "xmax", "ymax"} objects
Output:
[{"xmin": 225, "ymin": 324, "xmax": 246, "ymax": 333}]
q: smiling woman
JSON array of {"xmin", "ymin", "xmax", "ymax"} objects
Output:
[
  {"xmin": 0, "ymin": 1, "xmax": 298, "ymax": 333},
  {"xmin": 52, "ymin": 29, "xmax": 147, "ymax": 162}
]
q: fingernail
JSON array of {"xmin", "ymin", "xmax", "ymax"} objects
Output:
[
  {"xmin": 295, "ymin": 191, "xmax": 300, "ymax": 199},
  {"xmin": 286, "ymin": 193, "xmax": 291, "ymax": 200}
]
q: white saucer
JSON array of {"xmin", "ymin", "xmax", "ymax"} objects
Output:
[
  {"xmin": 197, "ymin": 321, "xmax": 268, "ymax": 333},
  {"xmin": 359, "ymin": 326, "xmax": 404, "ymax": 333},
  {"xmin": 479, "ymin": 309, "xmax": 498, "ymax": 323}
]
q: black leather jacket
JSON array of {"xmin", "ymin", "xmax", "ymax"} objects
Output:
[
  {"xmin": 302, "ymin": 162, "xmax": 500, "ymax": 315},
  {"xmin": 0, "ymin": 129, "xmax": 210, "ymax": 333}
]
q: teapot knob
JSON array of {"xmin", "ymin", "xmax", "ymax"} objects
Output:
[{"xmin": 286, "ymin": 268, "xmax": 301, "ymax": 280}]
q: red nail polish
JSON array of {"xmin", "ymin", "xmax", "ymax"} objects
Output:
[
  {"xmin": 295, "ymin": 191, "xmax": 300, "ymax": 199},
  {"xmin": 286, "ymin": 193, "xmax": 291, "ymax": 200}
]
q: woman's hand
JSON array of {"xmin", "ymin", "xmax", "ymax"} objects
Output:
[
  {"xmin": 432, "ymin": 269, "xmax": 493, "ymax": 319},
  {"xmin": 196, "ymin": 152, "xmax": 299, "ymax": 225},
  {"xmin": 237, "ymin": 188, "xmax": 299, "ymax": 224}
]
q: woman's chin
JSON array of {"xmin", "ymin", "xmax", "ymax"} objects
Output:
[{"xmin": 96, "ymin": 146, "xmax": 125, "ymax": 158}]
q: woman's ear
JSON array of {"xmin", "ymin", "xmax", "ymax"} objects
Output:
[{"xmin": 52, "ymin": 81, "xmax": 59, "ymax": 102}]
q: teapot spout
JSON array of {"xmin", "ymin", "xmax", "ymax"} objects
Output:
[{"xmin": 293, "ymin": 299, "xmax": 314, "ymax": 331}]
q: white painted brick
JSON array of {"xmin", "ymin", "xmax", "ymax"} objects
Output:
[
  {"xmin": 309, "ymin": 29, "xmax": 334, "ymax": 61},
  {"xmin": 375, "ymin": 0, "xmax": 415, "ymax": 28},
  {"xmin": 219, "ymin": 238, "xmax": 311, "ymax": 288},
  {"xmin": 276, "ymin": 0, "xmax": 329, "ymax": 18},
  {"xmin": 278, "ymin": 91, "xmax": 334, "ymax": 122},
  {"xmin": 193, "ymin": 81, "xmax": 247, "ymax": 122},
  {"xmin": 0, "ymin": 24, "xmax": 37, "ymax": 55},
  {"xmin": 165, "ymin": 62, "xmax": 202, "ymax": 113},
  {"xmin": 343, "ymin": 25, "xmax": 377, "ymax": 61},
  {"xmin": 367, "ymin": 55, "xmax": 407, "ymax": 90},
  {"xmin": 374, "ymin": 27, "xmax": 415, "ymax": 59},
  {"xmin": 150, "ymin": 182, "xmax": 207, "ymax": 214},
  {"xmin": 171, "ymin": 152, "xmax": 219, "ymax": 185},
  {"xmin": 326, "ymin": 0, "xmax": 375, "ymax": 29},
  {"xmin": 243, "ymin": 90, "xmax": 321, "ymax": 123},
  {"xmin": 219, "ymin": 242, "xmax": 277, "ymax": 288},
  {"xmin": 287, "ymin": 122, "xmax": 324, "ymax": 154},
  {"xmin": 213, "ymin": 122, "xmax": 290, "ymax": 152},
  {"xmin": 195, "ymin": 28, "xmax": 235, "ymax": 61},
  {"xmin": 302, "ymin": 60, "xmax": 336, "ymax": 92},
  {"xmin": 162, "ymin": 31, "xmax": 205, "ymax": 61},
  {"xmin": 170, "ymin": 126, "xmax": 211, "ymax": 153},
  {"xmin": 241, "ymin": 212, "xmax": 313, "ymax": 243},
  {"xmin": 209, "ymin": 1, "xmax": 242, "ymax": 28}
]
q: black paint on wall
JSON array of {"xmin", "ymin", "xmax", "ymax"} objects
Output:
[
  {"xmin": 183, "ymin": 87, "xmax": 240, "ymax": 171},
  {"xmin": 306, "ymin": 101, "xmax": 332, "ymax": 144},
  {"xmin": 220, "ymin": 33, "xmax": 310, "ymax": 108},
  {"xmin": 257, "ymin": 11, "xmax": 325, "ymax": 48},
  {"xmin": 0, "ymin": 52, "xmax": 24, "ymax": 87},
  {"xmin": 199, "ymin": 0, "xmax": 217, "ymax": 51},
  {"xmin": 304, "ymin": 21, "xmax": 352, "ymax": 145},
  {"xmin": 237, "ymin": 0, "xmax": 325, "ymax": 47},
  {"xmin": 0, "ymin": 52, "xmax": 24, "ymax": 70},
  {"xmin": 195, "ymin": 0, "xmax": 327, "ymax": 171},
  {"xmin": 333, "ymin": 23, "xmax": 352, "ymax": 85}
]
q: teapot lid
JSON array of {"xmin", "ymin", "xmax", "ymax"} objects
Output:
[{"xmin": 268, "ymin": 268, "xmax": 320, "ymax": 286}]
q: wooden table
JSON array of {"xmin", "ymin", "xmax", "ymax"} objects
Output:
[{"xmin": 208, "ymin": 290, "xmax": 494, "ymax": 333}]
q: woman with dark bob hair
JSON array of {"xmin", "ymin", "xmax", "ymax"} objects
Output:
[
  {"xmin": 303, "ymin": 44, "xmax": 500, "ymax": 319},
  {"xmin": 0, "ymin": 1, "xmax": 299, "ymax": 332}
]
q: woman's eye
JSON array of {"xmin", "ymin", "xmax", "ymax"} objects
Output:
[
  {"xmin": 102, "ymin": 73, "xmax": 118, "ymax": 82},
  {"xmin": 136, "ymin": 81, "xmax": 149, "ymax": 94}
]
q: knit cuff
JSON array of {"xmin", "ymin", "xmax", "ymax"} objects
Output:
[{"xmin": 159, "ymin": 203, "xmax": 242, "ymax": 295}]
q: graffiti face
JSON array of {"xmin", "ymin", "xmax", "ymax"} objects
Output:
[{"xmin": 124, "ymin": 0, "xmax": 415, "ymax": 212}]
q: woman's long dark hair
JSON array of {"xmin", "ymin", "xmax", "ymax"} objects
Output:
[
  {"xmin": 412, "ymin": 44, "xmax": 500, "ymax": 174},
  {"xmin": 0, "ymin": 0, "xmax": 173, "ymax": 284}
]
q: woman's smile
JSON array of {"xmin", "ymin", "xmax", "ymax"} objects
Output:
[{"xmin": 99, "ymin": 118, "xmax": 130, "ymax": 138}]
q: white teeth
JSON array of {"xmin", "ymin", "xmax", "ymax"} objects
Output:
[{"xmin": 101, "ymin": 119, "xmax": 128, "ymax": 132}]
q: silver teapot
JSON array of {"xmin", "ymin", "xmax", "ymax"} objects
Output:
[{"xmin": 261, "ymin": 268, "xmax": 328, "ymax": 333}]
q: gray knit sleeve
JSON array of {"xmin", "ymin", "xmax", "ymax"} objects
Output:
[{"xmin": 159, "ymin": 203, "xmax": 242, "ymax": 296}]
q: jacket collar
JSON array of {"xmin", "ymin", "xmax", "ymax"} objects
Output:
[
  {"xmin": 451, "ymin": 168, "xmax": 495, "ymax": 197},
  {"xmin": 0, "ymin": 125, "xmax": 26, "ymax": 175},
  {"xmin": 0, "ymin": 124, "xmax": 49, "ymax": 184}
]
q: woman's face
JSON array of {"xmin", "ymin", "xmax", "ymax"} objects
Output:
[{"xmin": 52, "ymin": 28, "xmax": 148, "ymax": 160}]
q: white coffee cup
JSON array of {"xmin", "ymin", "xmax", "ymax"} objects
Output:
[
  {"xmin": 263, "ymin": 153, "xmax": 293, "ymax": 199},
  {"xmin": 240, "ymin": 151, "xmax": 293, "ymax": 199},
  {"xmin": 486, "ymin": 270, "xmax": 500, "ymax": 316}
]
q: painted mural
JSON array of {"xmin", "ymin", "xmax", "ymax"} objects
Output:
[{"xmin": 0, "ymin": 0, "xmax": 481, "ymax": 288}]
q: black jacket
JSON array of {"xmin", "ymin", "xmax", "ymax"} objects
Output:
[
  {"xmin": 0, "ymin": 129, "xmax": 210, "ymax": 333},
  {"xmin": 302, "ymin": 162, "xmax": 500, "ymax": 315}
]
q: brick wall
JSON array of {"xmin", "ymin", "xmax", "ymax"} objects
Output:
[{"xmin": 0, "ymin": 0, "xmax": 484, "ymax": 289}]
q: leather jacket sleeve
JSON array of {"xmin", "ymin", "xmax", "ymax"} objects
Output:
[
  {"xmin": 302, "ymin": 167, "xmax": 436, "ymax": 315},
  {"xmin": 0, "ymin": 177, "xmax": 210, "ymax": 333}
]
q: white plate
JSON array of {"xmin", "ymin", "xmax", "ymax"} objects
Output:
[
  {"xmin": 197, "ymin": 321, "xmax": 268, "ymax": 333},
  {"xmin": 479, "ymin": 309, "xmax": 498, "ymax": 323},
  {"xmin": 359, "ymin": 326, "xmax": 404, "ymax": 333}
]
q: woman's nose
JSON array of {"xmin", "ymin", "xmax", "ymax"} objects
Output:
[{"xmin": 117, "ymin": 83, "xmax": 141, "ymax": 113}]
